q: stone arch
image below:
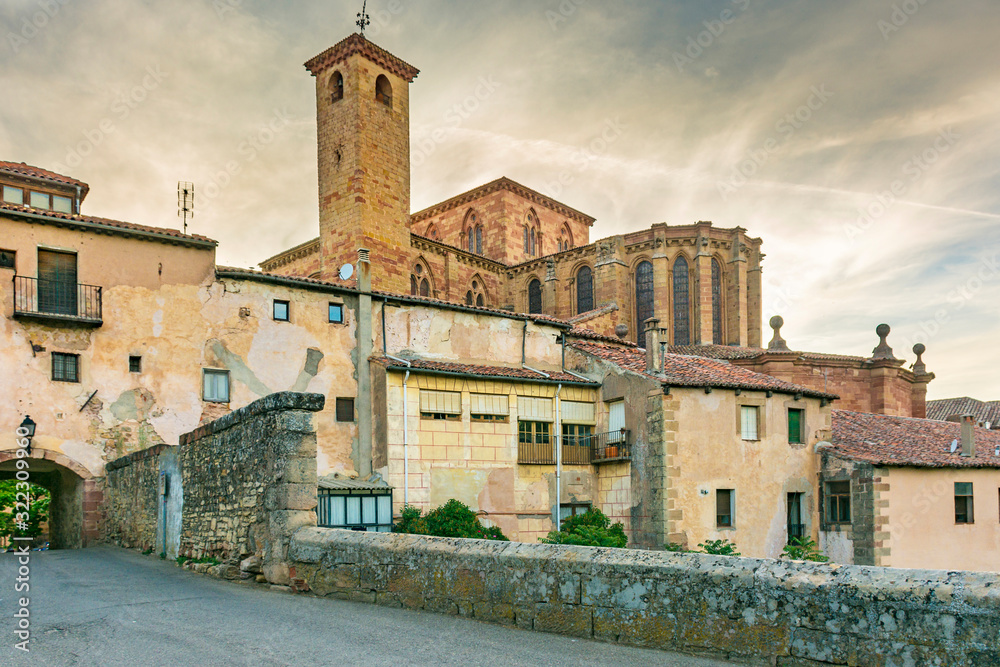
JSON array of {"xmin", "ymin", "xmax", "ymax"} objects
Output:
[
  {"xmin": 559, "ymin": 222, "xmax": 574, "ymax": 252},
  {"xmin": 424, "ymin": 223, "xmax": 439, "ymax": 240},
  {"xmin": 526, "ymin": 208, "xmax": 541, "ymax": 256},
  {"xmin": 375, "ymin": 74, "xmax": 392, "ymax": 108},
  {"xmin": 633, "ymin": 258, "xmax": 655, "ymax": 347},
  {"xmin": 329, "ymin": 70, "xmax": 344, "ymax": 103},
  {"xmin": 465, "ymin": 273, "xmax": 489, "ymax": 307},
  {"xmin": 574, "ymin": 263, "xmax": 594, "ymax": 315},
  {"xmin": 672, "ymin": 253, "xmax": 693, "ymax": 346},
  {"xmin": 525, "ymin": 275, "xmax": 543, "ymax": 314}
]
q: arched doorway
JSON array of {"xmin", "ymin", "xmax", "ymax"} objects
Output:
[{"xmin": 0, "ymin": 450, "xmax": 100, "ymax": 549}]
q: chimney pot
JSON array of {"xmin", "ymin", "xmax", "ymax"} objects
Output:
[
  {"xmin": 961, "ymin": 414, "xmax": 975, "ymax": 457},
  {"xmin": 644, "ymin": 319, "xmax": 662, "ymax": 372}
]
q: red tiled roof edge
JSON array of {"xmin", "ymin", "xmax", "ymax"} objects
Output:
[
  {"xmin": 304, "ymin": 33, "xmax": 419, "ymax": 82},
  {"xmin": 0, "ymin": 161, "xmax": 90, "ymax": 196},
  {"xmin": 371, "ymin": 355, "xmax": 598, "ymax": 385}
]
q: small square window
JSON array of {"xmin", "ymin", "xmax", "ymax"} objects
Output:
[
  {"xmin": 52, "ymin": 195, "xmax": 73, "ymax": 213},
  {"xmin": 52, "ymin": 352, "xmax": 79, "ymax": 383},
  {"xmin": 955, "ymin": 482, "xmax": 974, "ymax": 524},
  {"xmin": 129, "ymin": 356, "xmax": 142, "ymax": 373},
  {"xmin": 0, "ymin": 249, "xmax": 14, "ymax": 270},
  {"xmin": 740, "ymin": 406, "xmax": 759, "ymax": 440},
  {"xmin": 29, "ymin": 191, "xmax": 50, "ymax": 209},
  {"xmin": 329, "ymin": 303, "xmax": 344, "ymax": 324},
  {"xmin": 788, "ymin": 408, "xmax": 804, "ymax": 444},
  {"xmin": 2, "ymin": 186, "xmax": 22, "ymax": 204},
  {"xmin": 336, "ymin": 397, "xmax": 355, "ymax": 422},
  {"xmin": 717, "ymin": 489, "xmax": 735, "ymax": 527},
  {"xmin": 825, "ymin": 480, "xmax": 851, "ymax": 524},
  {"xmin": 203, "ymin": 369, "xmax": 230, "ymax": 403},
  {"xmin": 273, "ymin": 300, "xmax": 289, "ymax": 321}
]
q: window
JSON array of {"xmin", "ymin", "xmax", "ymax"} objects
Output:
[
  {"xmin": 336, "ymin": 397, "xmax": 355, "ymax": 422},
  {"xmin": 329, "ymin": 303, "xmax": 344, "ymax": 323},
  {"xmin": 955, "ymin": 483, "xmax": 974, "ymax": 524},
  {"xmin": 787, "ymin": 492, "xmax": 805, "ymax": 542},
  {"xmin": 518, "ymin": 421, "xmax": 552, "ymax": 463},
  {"xmin": 673, "ymin": 256, "xmax": 691, "ymax": 346},
  {"xmin": 52, "ymin": 352, "xmax": 79, "ymax": 383},
  {"xmin": 0, "ymin": 249, "xmax": 14, "ymax": 269},
  {"xmin": 202, "ymin": 369, "xmax": 230, "ymax": 402},
  {"xmin": 825, "ymin": 481, "xmax": 851, "ymax": 524},
  {"xmin": 530, "ymin": 227, "xmax": 537, "ymax": 256},
  {"xmin": 717, "ymin": 489, "xmax": 734, "ymax": 527},
  {"xmin": 52, "ymin": 195, "xmax": 72, "ymax": 213},
  {"xmin": 420, "ymin": 390, "xmax": 461, "ymax": 421},
  {"xmin": 330, "ymin": 71, "xmax": 343, "ymax": 102},
  {"xmin": 559, "ymin": 503, "xmax": 591, "ymax": 525},
  {"xmin": 467, "ymin": 227, "xmax": 475, "ymax": 253},
  {"xmin": 37, "ymin": 249, "xmax": 78, "ymax": 316},
  {"xmin": 788, "ymin": 408, "xmax": 804, "ymax": 444},
  {"xmin": 740, "ymin": 406, "xmax": 759, "ymax": 440},
  {"xmin": 475, "ymin": 225, "xmax": 483, "ymax": 255},
  {"xmin": 273, "ymin": 299, "xmax": 289, "ymax": 321},
  {"xmin": 2, "ymin": 185, "xmax": 22, "ymax": 204},
  {"xmin": 528, "ymin": 278, "xmax": 542, "ymax": 314},
  {"xmin": 129, "ymin": 356, "xmax": 142, "ymax": 373},
  {"xmin": 711, "ymin": 258, "xmax": 723, "ymax": 344},
  {"xmin": 562, "ymin": 424, "xmax": 594, "ymax": 464},
  {"xmin": 318, "ymin": 490, "xmax": 393, "ymax": 532},
  {"xmin": 576, "ymin": 266, "xmax": 594, "ymax": 315},
  {"xmin": 410, "ymin": 263, "xmax": 431, "ymax": 297},
  {"xmin": 375, "ymin": 74, "xmax": 392, "ymax": 108},
  {"xmin": 30, "ymin": 191, "xmax": 50, "ymax": 209},
  {"xmin": 635, "ymin": 260, "xmax": 654, "ymax": 347}
]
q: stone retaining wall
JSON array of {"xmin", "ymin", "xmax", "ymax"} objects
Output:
[
  {"xmin": 289, "ymin": 529, "xmax": 1000, "ymax": 666},
  {"xmin": 105, "ymin": 444, "xmax": 173, "ymax": 551}
]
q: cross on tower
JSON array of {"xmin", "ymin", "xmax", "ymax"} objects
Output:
[{"xmin": 356, "ymin": 0, "xmax": 370, "ymax": 34}]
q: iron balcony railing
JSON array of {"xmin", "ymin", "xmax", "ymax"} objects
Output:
[
  {"xmin": 13, "ymin": 275, "xmax": 103, "ymax": 325},
  {"xmin": 517, "ymin": 429, "xmax": 632, "ymax": 465}
]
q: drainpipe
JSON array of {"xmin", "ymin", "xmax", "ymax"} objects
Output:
[{"xmin": 553, "ymin": 383, "xmax": 563, "ymax": 529}]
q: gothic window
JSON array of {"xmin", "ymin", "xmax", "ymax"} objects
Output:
[
  {"xmin": 467, "ymin": 278, "xmax": 486, "ymax": 307},
  {"xmin": 411, "ymin": 262, "xmax": 432, "ymax": 297},
  {"xmin": 673, "ymin": 256, "xmax": 691, "ymax": 346},
  {"xmin": 635, "ymin": 261, "xmax": 654, "ymax": 347},
  {"xmin": 576, "ymin": 266, "xmax": 594, "ymax": 314},
  {"xmin": 425, "ymin": 223, "xmax": 438, "ymax": 240},
  {"xmin": 465, "ymin": 291, "xmax": 474, "ymax": 305},
  {"xmin": 523, "ymin": 225, "xmax": 529, "ymax": 254},
  {"xmin": 477, "ymin": 294, "xmax": 484, "ymax": 307},
  {"xmin": 411, "ymin": 275, "xmax": 418, "ymax": 295},
  {"xmin": 419, "ymin": 279, "xmax": 430, "ymax": 297},
  {"xmin": 475, "ymin": 225, "xmax": 483, "ymax": 254},
  {"xmin": 375, "ymin": 75, "xmax": 392, "ymax": 108},
  {"xmin": 330, "ymin": 71, "xmax": 344, "ymax": 102},
  {"xmin": 530, "ymin": 228, "xmax": 537, "ymax": 256},
  {"xmin": 528, "ymin": 278, "xmax": 542, "ymax": 314},
  {"xmin": 467, "ymin": 227, "xmax": 474, "ymax": 253},
  {"xmin": 560, "ymin": 224, "xmax": 572, "ymax": 252},
  {"xmin": 712, "ymin": 258, "xmax": 723, "ymax": 344}
]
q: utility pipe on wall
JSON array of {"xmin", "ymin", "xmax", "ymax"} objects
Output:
[
  {"xmin": 382, "ymin": 300, "xmax": 413, "ymax": 506},
  {"xmin": 553, "ymin": 383, "xmax": 563, "ymax": 530}
]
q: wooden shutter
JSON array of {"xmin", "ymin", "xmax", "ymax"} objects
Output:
[
  {"xmin": 420, "ymin": 390, "xmax": 461, "ymax": 415},
  {"xmin": 470, "ymin": 394, "xmax": 508, "ymax": 415},
  {"xmin": 38, "ymin": 249, "xmax": 77, "ymax": 315}
]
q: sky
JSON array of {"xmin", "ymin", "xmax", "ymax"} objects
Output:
[{"xmin": 1, "ymin": 0, "xmax": 998, "ymax": 401}]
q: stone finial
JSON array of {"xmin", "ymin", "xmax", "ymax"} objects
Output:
[
  {"xmin": 870, "ymin": 323, "xmax": 897, "ymax": 361},
  {"xmin": 615, "ymin": 324, "xmax": 628, "ymax": 339},
  {"xmin": 912, "ymin": 343, "xmax": 927, "ymax": 374},
  {"xmin": 767, "ymin": 316, "xmax": 790, "ymax": 352}
]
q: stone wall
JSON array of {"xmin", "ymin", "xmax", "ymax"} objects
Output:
[
  {"xmin": 289, "ymin": 529, "xmax": 1000, "ymax": 666},
  {"xmin": 105, "ymin": 444, "xmax": 173, "ymax": 552}
]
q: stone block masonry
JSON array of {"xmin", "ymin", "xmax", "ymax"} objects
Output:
[
  {"xmin": 105, "ymin": 444, "xmax": 172, "ymax": 551},
  {"xmin": 289, "ymin": 529, "xmax": 1000, "ymax": 666}
]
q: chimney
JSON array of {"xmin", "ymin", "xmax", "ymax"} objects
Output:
[
  {"xmin": 961, "ymin": 414, "xmax": 975, "ymax": 457},
  {"xmin": 644, "ymin": 318, "xmax": 663, "ymax": 372},
  {"xmin": 357, "ymin": 248, "xmax": 371, "ymax": 292}
]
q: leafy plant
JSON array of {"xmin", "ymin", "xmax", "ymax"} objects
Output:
[
  {"xmin": 782, "ymin": 537, "xmax": 829, "ymax": 562},
  {"xmin": 142, "ymin": 547, "xmax": 153, "ymax": 555},
  {"xmin": 540, "ymin": 508, "xmax": 627, "ymax": 548},
  {"xmin": 664, "ymin": 542, "xmax": 689, "ymax": 552},
  {"xmin": 393, "ymin": 500, "xmax": 509, "ymax": 541},
  {"xmin": 697, "ymin": 539, "xmax": 741, "ymax": 556},
  {"xmin": 0, "ymin": 480, "xmax": 50, "ymax": 544}
]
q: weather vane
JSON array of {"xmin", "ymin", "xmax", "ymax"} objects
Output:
[{"xmin": 356, "ymin": 0, "xmax": 370, "ymax": 35}]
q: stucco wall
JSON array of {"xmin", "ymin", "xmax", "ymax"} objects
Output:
[{"xmin": 289, "ymin": 529, "xmax": 1000, "ymax": 666}]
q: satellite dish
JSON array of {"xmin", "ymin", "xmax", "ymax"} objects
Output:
[
  {"xmin": 950, "ymin": 439, "xmax": 959, "ymax": 453},
  {"xmin": 338, "ymin": 263, "xmax": 354, "ymax": 281}
]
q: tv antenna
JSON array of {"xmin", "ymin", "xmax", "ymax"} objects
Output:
[
  {"xmin": 178, "ymin": 181, "xmax": 194, "ymax": 234},
  {"xmin": 356, "ymin": 0, "xmax": 370, "ymax": 35}
]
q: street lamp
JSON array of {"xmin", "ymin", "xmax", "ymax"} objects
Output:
[{"xmin": 19, "ymin": 415, "xmax": 36, "ymax": 455}]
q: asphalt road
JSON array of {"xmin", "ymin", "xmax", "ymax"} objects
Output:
[{"xmin": 0, "ymin": 546, "xmax": 733, "ymax": 666}]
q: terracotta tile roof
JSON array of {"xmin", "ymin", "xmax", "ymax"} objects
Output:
[
  {"xmin": 372, "ymin": 289, "xmax": 572, "ymax": 328},
  {"xmin": 572, "ymin": 341, "xmax": 838, "ymax": 399},
  {"xmin": 371, "ymin": 356, "xmax": 597, "ymax": 385},
  {"xmin": 830, "ymin": 410, "xmax": 1000, "ymax": 468},
  {"xmin": 567, "ymin": 326, "xmax": 638, "ymax": 348},
  {"xmin": 926, "ymin": 397, "xmax": 1000, "ymax": 426},
  {"xmin": 216, "ymin": 266, "xmax": 354, "ymax": 290},
  {"xmin": 668, "ymin": 344, "xmax": 868, "ymax": 365},
  {"xmin": 0, "ymin": 201, "xmax": 216, "ymax": 246},
  {"xmin": 304, "ymin": 33, "xmax": 419, "ymax": 82},
  {"xmin": 0, "ymin": 161, "xmax": 89, "ymax": 197}
]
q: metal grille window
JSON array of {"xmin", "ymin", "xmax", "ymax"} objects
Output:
[
  {"xmin": 528, "ymin": 279, "xmax": 542, "ymax": 314},
  {"xmin": 711, "ymin": 258, "xmax": 723, "ymax": 344},
  {"xmin": 635, "ymin": 260, "xmax": 654, "ymax": 347},
  {"xmin": 576, "ymin": 266, "xmax": 594, "ymax": 314},
  {"xmin": 471, "ymin": 393, "xmax": 509, "ymax": 422},
  {"xmin": 788, "ymin": 408, "xmax": 804, "ymax": 444},
  {"xmin": 740, "ymin": 406, "xmax": 759, "ymax": 440},
  {"xmin": 317, "ymin": 491, "xmax": 393, "ymax": 532},
  {"xmin": 52, "ymin": 352, "xmax": 79, "ymax": 383},
  {"xmin": 955, "ymin": 482, "xmax": 974, "ymax": 524},
  {"xmin": 825, "ymin": 481, "xmax": 851, "ymax": 524},
  {"xmin": 273, "ymin": 300, "xmax": 289, "ymax": 321},
  {"xmin": 717, "ymin": 489, "xmax": 734, "ymax": 527},
  {"xmin": 673, "ymin": 256, "xmax": 691, "ymax": 345},
  {"xmin": 336, "ymin": 398, "xmax": 355, "ymax": 422},
  {"xmin": 203, "ymin": 369, "xmax": 230, "ymax": 402},
  {"xmin": 129, "ymin": 356, "xmax": 142, "ymax": 373}
]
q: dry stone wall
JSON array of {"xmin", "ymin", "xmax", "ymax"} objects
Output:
[
  {"xmin": 105, "ymin": 444, "xmax": 173, "ymax": 551},
  {"xmin": 289, "ymin": 529, "xmax": 1000, "ymax": 666}
]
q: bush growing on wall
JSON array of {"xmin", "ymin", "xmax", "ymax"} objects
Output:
[
  {"xmin": 393, "ymin": 500, "xmax": 509, "ymax": 541},
  {"xmin": 540, "ymin": 508, "xmax": 627, "ymax": 548}
]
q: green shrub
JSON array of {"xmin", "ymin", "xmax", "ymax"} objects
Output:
[
  {"xmin": 664, "ymin": 542, "xmax": 689, "ymax": 552},
  {"xmin": 540, "ymin": 508, "xmax": 627, "ymax": 548},
  {"xmin": 782, "ymin": 537, "xmax": 829, "ymax": 562},
  {"xmin": 697, "ymin": 539, "xmax": 741, "ymax": 556},
  {"xmin": 0, "ymin": 481, "xmax": 50, "ymax": 542},
  {"xmin": 393, "ymin": 500, "xmax": 509, "ymax": 541}
]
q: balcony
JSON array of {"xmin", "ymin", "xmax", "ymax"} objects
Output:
[
  {"xmin": 517, "ymin": 429, "xmax": 632, "ymax": 465},
  {"xmin": 13, "ymin": 276, "xmax": 103, "ymax": 326}
]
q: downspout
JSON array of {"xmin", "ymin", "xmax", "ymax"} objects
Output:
[{"xmin": 553, "ymin": 383, "xmax": 563, "ymax": 529}]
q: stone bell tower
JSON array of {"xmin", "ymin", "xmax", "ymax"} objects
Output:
[{"xmin": 304, "ymin": 34, "xmax": 419, "ymax": 291}]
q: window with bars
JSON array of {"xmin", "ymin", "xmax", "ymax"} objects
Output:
[
  {"xmin": 528, "ymin": 278, "xmax": 542, "ymax": 314},
  {"xmin": 788, "ymin": 408, "xmax": 804, "ymax": 444},
  {"xmin": 955, "ymin": 482, "xmax": 974, "ymax": 524},
  {"xmin": 52, "ymin": 352, "xmax": 79, "ymax": 383},
  {"xmin": 673, "ymin": 256, "xmax": 691, "ymax": 345},
  {"xmin": 717, "ymin": 489, "xmax": 734, "ymax": 527},
  {"xmin": 825, "ymin": 480, "xmax": 851, "ymax": 524},
  {"xmin": 317, "ymin": 491, "xmax": 393, "ymax": 532},
  {"xmin": 740, "ymin": 406, "xmax": 759, "ymax": 440},
  {"xmin": 635, "ymin": 260, "xmax": 654, "ymax": 347},
  {"xmin": 576, "ymin": 266, "xmax": 594, "ymax": 314},
  {"xmin": 711, "ymin": 258, "xmax": 723, "ymax": 344}
]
